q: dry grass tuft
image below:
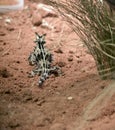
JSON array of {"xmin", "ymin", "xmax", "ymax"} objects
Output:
[{"xmin": 46, "ymin": 0, "xmax": 115, "ymax": 79}]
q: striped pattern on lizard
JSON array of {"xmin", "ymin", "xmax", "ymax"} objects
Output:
[{"xmin": 28, "ymin": 32, "xmax": 60, "ymax": 86}]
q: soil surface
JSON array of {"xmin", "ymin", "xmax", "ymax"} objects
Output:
[
  {"xmin": 0, "ymin": 0, "xmax": 18, "ymax": 5},
  {"xmin": 0, "ymin": 0, "xmax": 115, "ymax": 130}
]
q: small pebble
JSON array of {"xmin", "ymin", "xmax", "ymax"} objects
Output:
[
  {"xmin": 67, "ymin": 96, "xmax": 73, "ymax": 100},
  {"xmin": 68, "ymin": 57, "xmax": 73, "ymax": 62},
  {"xmin": 32, "ymin": 12, "xmax": 42, "ymax": 26},
  {"xmin": 69, "ymin": 50, "xmax": 74, "ymax": 54},
  {"xmin": 5, "ymin": 18, "xmax": 11, "ymax": 24},
  {"xmin": 7, "ymin": 27, "xmax": 14, "ymax": 31},
  {"xmin": 57, "ymin": 61, "xmax": 66, "ymax": 67},
  {"xmin": 77, "ymin": 59, "xmax": 82, "ymax": 63},
  {"xmin": 54, "ymin": 48, "xmax": 63, "ymax": 53}
]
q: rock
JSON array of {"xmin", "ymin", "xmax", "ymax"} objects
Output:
[
  {"xmin": 32, "ymin": 12, "xmax": 42, "ymax": 26},
  {"xmin": 41, "ymin": 19, "xmax": 54, "ymax": 29},
  {"xmin": 67, "ymin": 96, "xmax": 73, "ymax": 100},
  {"xmin": 81, "ymin": 68, "xmax": 86, "ymax": 73},
  {"xmin": 68, "ymin": 57, "xmax": 73, "ymax": 62},
  {"xmin": 0, "ymin": 32, "xmax": 6, "ymax": 36},
  {"xmin": 76, "ymin": 54, "xmax": 81, "ymax": 58},
  {"xmin": 5, "ymin": 18, "xmax": 11, "ymax": 24},
  {"xmin": 54, "ymin": 48, "xmax": 63, "ymax": 53},
  {"xmin": 7, "ymin": 26, "xmax": 15, "ymax": 31},
  {"xmin": 37, "ymin": 99, "xmax": 46, "ymax": 106},
  {"xmin": 8, "ymin": 121, "xmax": 20, "ymax": 128},
  {"xmin": 100, "ymin": 85, "xmax": 105, "ymax": 89},
  {"xmin": 4, "ymin": 89, "xmax": 11, "ymax": 94},
  {"xmin": 77, "ymin": 59, "xmax": 82, "ymax": 63},
  {"xmin": 22, "ymin": 89, "xmax": 33, "ymax": 102},
  {"xmin": 37, "ymin": 3, "xmax": 58, "ymax": 18},
  {"xmin": 57, "ymin": 61, "xmax": 66, "ymax": 67},
  {"xmin": 69, "ymin": 50, "xmax": 74, "ymax": 54},
  {"xmin": 50, "ymin": 123, "xmax": 66, "ymax": 130}
]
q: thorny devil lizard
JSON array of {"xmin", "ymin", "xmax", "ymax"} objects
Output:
[{"xmin": 28, "ymin": 32, "xmax": 61, "ymax": 87}]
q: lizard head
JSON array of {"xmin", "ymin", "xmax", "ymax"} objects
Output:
[{"xmin": 34, "ymin": 32, "xmax": 46, "ymax": 45}]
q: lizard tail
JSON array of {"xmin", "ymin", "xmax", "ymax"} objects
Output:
[{"xmin": 38, "ymin": 73, "xmax": 49, "ymax": 86}]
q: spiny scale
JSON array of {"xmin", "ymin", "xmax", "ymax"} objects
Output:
[{"xmin": 28, "ymin": 33, "xmax": 60, "ymax": 86}]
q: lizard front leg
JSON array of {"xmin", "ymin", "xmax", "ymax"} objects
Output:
[{"xmin": 28, "ymin": 67, "xmax": 42, "ymax": 77}]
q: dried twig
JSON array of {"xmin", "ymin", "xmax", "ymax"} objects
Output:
[{"xmin": 17, "ymin": 29, "xmax": 22, "ymax": 49}]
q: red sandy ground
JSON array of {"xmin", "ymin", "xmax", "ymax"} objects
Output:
[
  {"xmin": 0, "ymin": 0, "xmax": 115, "ymax": 130},
  {"xmin": 0, "ymin": 0, "xmax": 18, "ymax": 5}
]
